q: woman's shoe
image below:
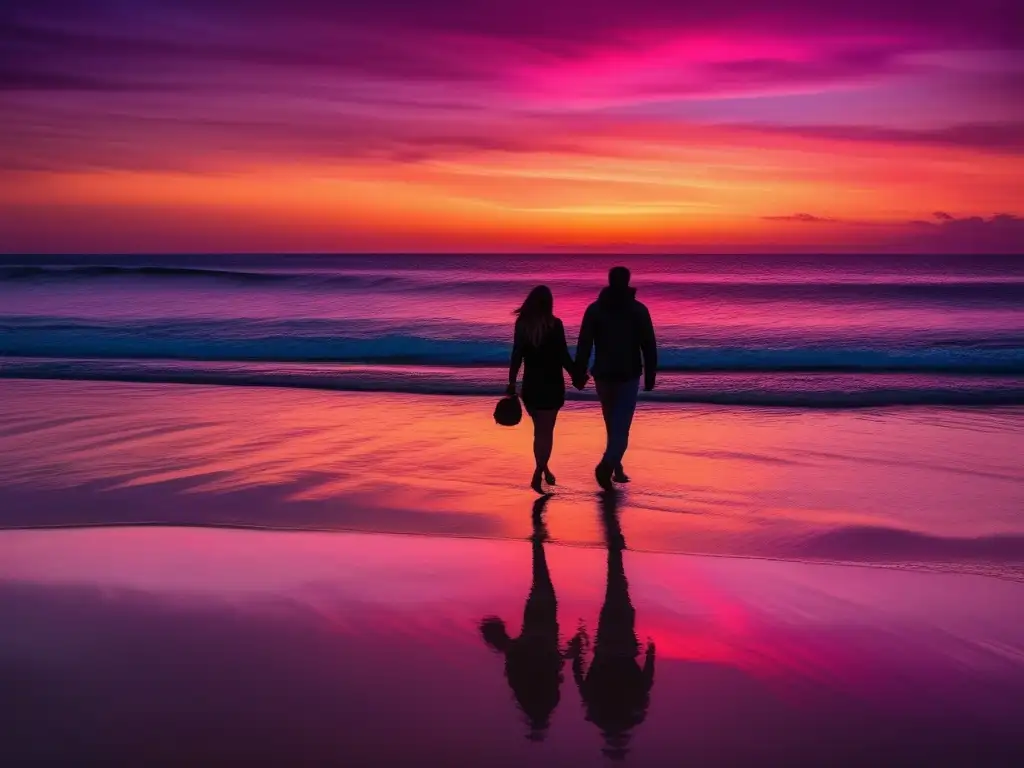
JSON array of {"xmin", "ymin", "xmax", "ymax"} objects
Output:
[
  {"xmin": 531, "ymin": 470, "xmax": 545, "ymax": 494},
  {"xmin": 543, "ymin": 467, "xmax": 556, "ymax": 485},
  {"xmin": 595, "ymin": 463, "xmax": 614, "ymax": 491},
  {"xmin": 613, "ymin": 465, "xmax": 630, "ymax": 483}
]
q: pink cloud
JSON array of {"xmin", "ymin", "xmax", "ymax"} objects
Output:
[{"xmin": 509, "ymin": 33, "xmax": 924, "ymax": 107}]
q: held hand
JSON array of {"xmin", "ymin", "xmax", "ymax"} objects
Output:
[
  {"xmin": 572, "ymin": 626, "xmax": 590, "ymax": 652},
  {"xmin": 565, "ymin": 632, "xmax": 584, "ymax": 660}
]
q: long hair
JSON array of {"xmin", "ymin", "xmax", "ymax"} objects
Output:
[{"xmin": 514, "ymin": 285, "xmax": 555, "ymax": 347}]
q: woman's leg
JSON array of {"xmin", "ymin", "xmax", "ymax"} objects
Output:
[{"xmin": 531, "ymin": 408, "xmax": 558, "ymax": 476}]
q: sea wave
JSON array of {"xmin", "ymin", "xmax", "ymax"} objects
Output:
[
  {"xmin": 0, "ymin": 264, "xmax": 290, "ymax": 282},
  {"xmin": 2, "ymin": 317, "xmax": 1023, "ymax": 374},
  {"xmin": 3, "ymin": 358, "xmax": 1023, "ymax": 407},
  {"xmin": 3, "ymin": 264, "xmax": 1024, "ymax": 304}
]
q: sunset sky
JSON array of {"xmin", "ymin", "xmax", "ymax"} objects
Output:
[{"xmin": 1, "ymin": 0, "xmax": 1022, "ymax": 253}]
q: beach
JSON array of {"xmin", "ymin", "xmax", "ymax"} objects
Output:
[
  {"xmin": 2, "ymin": 253, "xmax": 1023, "ymax": 763},
  {"xmin": 2, "ymin": 381, "xmax": 1022, "ymax": 568},
  {"xmin": 2, "ymin": 379, "xmax": 1023, "ymax": 764}
]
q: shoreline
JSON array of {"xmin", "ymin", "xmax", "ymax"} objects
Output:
[
  {"xmin": 3, "ymin": 358, "xmax": 1024, "ymax": 408},
  {"xmin": 2, "ymin": 521, "xmax": 1022, "ymax": 585}
]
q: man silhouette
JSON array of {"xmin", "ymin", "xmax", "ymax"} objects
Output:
[
  {"xmin": 575, "ymin": 267, "xmax": 658, "ymax": 490},
  {"xmin": 570, "ymin": 491, "xmax": 656, "ymax": 760}
]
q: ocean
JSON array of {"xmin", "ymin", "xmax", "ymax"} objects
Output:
[{"xmin": 2, "ymin": 253, "xmax": 1023, "ymax": 407}]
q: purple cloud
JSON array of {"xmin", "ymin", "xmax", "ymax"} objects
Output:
[
  {"xmin": 762, "ymin": 211, "xmax": 1024, "ymax": 253},
  {"xmin": 2, "ymin": 1, "xmax": 1020, "ymax": 93},
  {"xmin": 763, "ymin": 213, "xmax": 838, "ymax": 223},
  {"xmin": 744, "ymin": 123, "xmax": 1024, "ymax": 154},
  {"xmin": 907, "ymin": 212, "xmax": 1024, "ymax": 253},
  {"xmin": 133, "ymin": 1, "xmax": 1024, "ymax": 47}
]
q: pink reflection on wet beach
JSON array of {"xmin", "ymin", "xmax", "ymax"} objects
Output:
[
  {"xmin": 1, "ymin": 382, "xmax": 1021, "ymax": 576},
  {"xmin": 3, "ymin": 523, "xmax": 1023, "ymax": 764}
]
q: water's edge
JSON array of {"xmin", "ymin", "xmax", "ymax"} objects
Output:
[{"xmin": 3, "ymin": 358, "xmax": 1023, "ymax": 408}]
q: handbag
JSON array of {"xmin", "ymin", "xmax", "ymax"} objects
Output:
[{"xmin": 493, "ymin": 395, "xmax": 522, "ymax": 427}]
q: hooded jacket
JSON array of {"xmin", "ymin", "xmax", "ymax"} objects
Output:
[{"xmin": 575, "ymin": 285, "xmax": 657, "ymax": 388}]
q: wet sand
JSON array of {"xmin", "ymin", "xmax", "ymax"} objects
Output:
[
  {"xmin": 1, "ymin": 380, "xmax": 1023, "ymax": 764},
  {"xmin": 1, "ymin": 381, "xmax": 1022, "ymax": 573},
  {"xmin": 3, "ymin": 525, "xmax": 1024, "ymax": 765}
]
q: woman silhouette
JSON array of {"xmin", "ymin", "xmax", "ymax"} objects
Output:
[
  {"xmin": 570, "ymin": 492, "xmax": 656, "ymax": 760},
  {"xmin": 480, "ymin": 495, "xmax": 573, "ymax": 740},
  {"xmin": 507, "ymin": 285, "xmax": 584, "ymax": 493}
]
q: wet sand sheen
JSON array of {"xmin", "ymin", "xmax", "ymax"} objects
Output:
[
  {"xmin": 2, "ymin": 380, "xmax": 1023, "ymax": 763},
  {"xmin": 2, "ymin": 525, "xmax": 1023, "ymax": 765},
  {"xmin": 0, "ymin": 380, "xmax": 1022, "ymax": 576}
]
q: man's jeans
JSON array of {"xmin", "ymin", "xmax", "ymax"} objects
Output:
[{"xmin": 595, "ymin": 378, "xmax": 640, "ymax": 468}]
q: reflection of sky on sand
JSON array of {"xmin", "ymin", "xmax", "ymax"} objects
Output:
[
  {"xmin": 1, "ymin": 381, "xmax": 1022, "ymax": 575},
  {"xmin": 3, "ymin": 527, "xmax": 1024, "ymax": 674},
  {"xmin": 2, "ymin": 526, "xmax": 1023, "ymax": 765}
]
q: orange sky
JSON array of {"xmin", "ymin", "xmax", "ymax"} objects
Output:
[{"xmin": 2, "ymin": 1, "xmax": 1022, "ymax": 252}]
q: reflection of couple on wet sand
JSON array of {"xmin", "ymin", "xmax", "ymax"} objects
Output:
[{"xmin": 481, "ymin": 493, "xmax": 656, "ymax": 759}]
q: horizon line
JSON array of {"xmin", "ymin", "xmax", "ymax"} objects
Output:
[{"xmin": 2, "ymin": 251, "xmax": 1023, "ymax": 258}]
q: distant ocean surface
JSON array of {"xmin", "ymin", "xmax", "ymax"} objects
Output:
[{"xmin": 2, "ymin": 254, "xmax": 1024, "ymax": 407}]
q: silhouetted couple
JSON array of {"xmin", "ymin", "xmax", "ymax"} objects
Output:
[
  {"xmin": 480, "ymin": 494, "xmax": 655, "ymax": 759},
  {"xmin": 507, "ymin": 266, "xmax": 658, "ymax": 493}
]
